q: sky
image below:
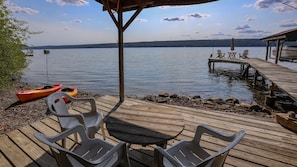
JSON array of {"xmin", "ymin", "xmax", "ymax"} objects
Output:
[{"xmin": 5, "ymin": 0, "xmax": 297, "ymax": 46}]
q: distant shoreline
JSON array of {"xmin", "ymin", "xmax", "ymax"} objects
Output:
[{"xmin": 27, "ymin": 39, "xmax": 267, "ymax": 50}]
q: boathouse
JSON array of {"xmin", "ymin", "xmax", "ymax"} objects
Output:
[{"xmin": 261, "ymin": 27, "xmax": 297, "ymax": 64}]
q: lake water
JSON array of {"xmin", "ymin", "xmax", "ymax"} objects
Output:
[{"xmin": 21, "ymin": 47, "xmax": 297, "ymax": 104}]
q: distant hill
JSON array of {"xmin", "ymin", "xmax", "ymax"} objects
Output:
[{"xmin": 28, "ymin": 39, "xmax": 266, "ymax": 49}]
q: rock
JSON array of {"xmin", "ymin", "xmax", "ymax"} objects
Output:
[
  {"xmin": 262, "ymin": 107, "xmax": 272, "ymax": 115},
  {"xmin": 170, "ymin": 94, "xmax": 178, "ymax": 98},
  {"xmin": 159, "ymin": 92, "xmax": 169, "ymax": 97},
  {"xmin": 192, "ymin": 95, "xmax": 201, "ymax": 100},
  {"xmin": 236, "ymin": 103, "xmax": 251, "ymax": 108},
  {"xmin": 145, "ymin": 94, "xmax": 157, "ymax": 102},
  {"xmin": 287, "ymin": 111, "xmax": 296, "ymax": 118},
  {"xmin": 225, "ymin": 98, "xmax": 239, "ymax": 105},
  {"xmin": 207, "ymin": 97, "xmax": 224, "ymax": 104},
  {"xmin": 157, "ymin": 98, "xmax": 167, "ymax": 103},
  {"xmin": 265, "ymin": 95, "xmax": 275, "ymax": 107},
  {"xmin": 249, "ymin": 104, "xmax": 262, "ymax": 112}
]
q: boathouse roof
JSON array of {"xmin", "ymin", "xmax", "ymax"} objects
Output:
[{"xmin": 261, "ymin": 27, "xmax": 297, "ymax": 42}]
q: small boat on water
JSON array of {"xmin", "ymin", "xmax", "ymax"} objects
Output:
[
  {"xmin": 61, "ymin": 87, "xmax": 78, "ymax": 103},
  {"xmin": 44, "ymin": 49, "xmax": 50, "ymax": 54},
  {"xmin": 16, "ymin": 83, "xmax": 62, "ymax": 102}
]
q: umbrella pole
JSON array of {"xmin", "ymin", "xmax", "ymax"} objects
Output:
[{"xmin": 118, "ymin": 6, "xmax": 124, "ymax": 102}]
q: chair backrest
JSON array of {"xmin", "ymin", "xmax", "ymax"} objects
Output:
[
  {"xmin": 46, "ymin": 92, "xmax": 76, "ymax": 128},
  {"xmin": 34, "ymin": 125, "xmax": 129, "ymax": 167},
  {"xmin": 34, "ymin": 126, "xmax": 87, "ymax": 167},
  {"xmin": 217, "ymin": 49, "xmax": 225, "ymax": 58},
  {"xmin": 197, "ymin": 130, "xmax": 246, "ymax": 167}
]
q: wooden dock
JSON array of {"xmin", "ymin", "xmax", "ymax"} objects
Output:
[
  {"xmin": 1, "ymin": 95, "xmax": 297, "ymax": 167},
  {"xmin": 209, "ymin": 57, "xmax": 297, "ymax": 102}
]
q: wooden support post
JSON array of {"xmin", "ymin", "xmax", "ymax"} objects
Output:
[
  {"xmin": 241, "ymin": 65, "xmax": 250, "ymax": 78},
  {"xmin": 253, "ymin": 70, "xmax": 259, "ymax": 86},
  {"xmin": 118, "ymin": 6, "xmax": 124, "ymax": 102},
  {"xmin": 265, "ymin": 41, "xmax": 269, "ymax": 61},
  {"xmin": 275, "ymin": 39, "xmax": 281, "ymax": 64}
]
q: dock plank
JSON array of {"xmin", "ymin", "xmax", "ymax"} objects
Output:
[{"xmin": 209, "ymin": 57, "xmax": 297, "ymax": 102}]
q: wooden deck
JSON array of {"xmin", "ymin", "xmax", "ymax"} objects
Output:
[
  {"xmin": 209, "ymin": 57, "xmax": 297, "ymax": 102},
  {"xmin": 1, "ymin": 95, "xmax": 297, "ymax": 167}
]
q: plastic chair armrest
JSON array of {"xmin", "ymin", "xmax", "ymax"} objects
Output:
[
  {"xmin": 53, "ymin": 113, "xmax": 86, "ymax": 125},
  {"xmin": 193, "ymin": 124, "xmax": 236, "ymax": 144},
  {"xmin": 72, "ymin": 97, "xmax": 98, "ymax": 114}
]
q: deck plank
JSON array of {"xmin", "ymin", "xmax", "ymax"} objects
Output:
[
  {"xmin": 1, "ymin": 95, "xmax": 297, "ymax": 167},
  {"xmin": 0, "ymin": 134, "xmax": 38, "ymax": 167}
]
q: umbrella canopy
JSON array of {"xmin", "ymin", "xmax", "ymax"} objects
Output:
[
  {"xmin": 96, "ymin": 0, "xmax": 218, "ymax": 12},
  {"xmin": 95, "ymin": 0, "xmax": 218, "ymax": 101},
  {"xmin": 231, "ymin": 38, "xmax": 235, "ymax": 51}
]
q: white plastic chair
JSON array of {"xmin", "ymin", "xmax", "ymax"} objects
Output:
[
  {"xmin": 239, "ymin": 50, "xmax": 249, "ymax": 59},
  {"xmin": 153, "ymin": 124, "xmax": 245, "ymax": 167},
  {"xmin": 34, "ymin": 125, "xmax": 130, "ymax": 167},
  {"xmin": 216, "ymin": 50, "xmax": 225, "ymax": 58},
  {"xmin": 46, "ymin": 92, "xmax": 105, "ymax": 146}
]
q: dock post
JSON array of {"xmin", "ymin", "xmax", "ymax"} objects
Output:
[
  {"xmin": 241, "ymin": 65, "xmax": 250, "ymax": 78},
  {"xmin": 208, "ymin": 59, "xmax": 215, "ymax": 72},
  {"xmin": 253, "ymin": 70, "xmax": 259, "ymax": 87}
]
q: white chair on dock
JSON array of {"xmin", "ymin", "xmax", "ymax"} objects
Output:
[
  {"xmin": 46, "ymin": 92, "xmax": 106, "ymax": 147},
  {"xmin": 239, "ymin": 50, "xmax": 249, "ymax": 59},
  {"xmin": 153, "ymin": 124, "xmax": 245, "ymax": 167},
  {"xmin": 217, "ymin": 49, "xmax": 225, "ymax": 58}
]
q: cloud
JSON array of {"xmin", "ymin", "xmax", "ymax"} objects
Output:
[
  {"xmin": 47, "ymin": 0, "xmax": 89, "ymax": 6},
  {"xmin": 5, "ymin": 1, "xmax": 39, "ymax": 15},
  {"xmin": 238, "ymin": 30, "xmax": 266, "ymax": 34},
  {"xmin": 73, "ymin": 19, "xmax": 82, "ymax": 23},
  {"xmin": 279, "ymin": 20, "xmax": 297, "ymax": 27},
  {"xmin": 247, "ymin": 18, "xmax": 256, "ymax": 22},
  {"xmin": 135, "ymin": 18, "xmax": 148, "ymax": 22},
  {"xmin": 254, "ymin": 0, "xmax": 297, "ymax": 12},
  {"xmin": 162, "ymin": 12, "xmax": 210, "ymax": 22},
  {"xmin": 211, "ymin": 32, "xmax": 225, "ymax": 36},
  {"xmin": 187, "ymin": 13, "xmax": 210, "ymax": 19},
  {"xmin": 254, "ymin": 0, "xmax": 274, "ymax": 9},
  {"xmin": 243, "ymin": 4, "xmax": 254, "ymax": 8},
  {"xmin": 162, "ymin": 17, "xmax": 185, "ymax": 22},
  {"xmin": 234, "ymin": 24, "xmax": 251, "ymax": 30}
]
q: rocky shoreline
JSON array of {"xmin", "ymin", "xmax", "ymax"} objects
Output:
[
  {"xmin": 0, "ymin": 82, "xmax": 287, "ymax": 135},
  {"xmin": 140, "ymin": 92, "xmax": 275, "ymax": 116}
]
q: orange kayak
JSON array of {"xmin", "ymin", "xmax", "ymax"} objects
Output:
[
  {"xmin": 16, "ymin": 83, "xmax": 62, "ymax": 102},
  {"xmin": 61, "ymin": 87, "xmax": 78, "ymax": 103}
]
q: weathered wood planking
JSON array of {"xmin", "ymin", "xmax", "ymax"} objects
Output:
[
  {"xmin": 209, "ymin": 57, "xmax": 297, "ymax": 102},
  {"xmin": 1, "ymin": 95, "xmax": 297, "ymax": 167}
]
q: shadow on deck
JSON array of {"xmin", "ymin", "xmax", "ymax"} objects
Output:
[{"xmin": 1, "ymin": 95, "xmax": 297, "ymax": 167}]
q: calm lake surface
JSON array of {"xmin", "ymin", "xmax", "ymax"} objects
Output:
[{"xmin": 21, "ymin": 47, "xmax": 297, "ymax": 103}]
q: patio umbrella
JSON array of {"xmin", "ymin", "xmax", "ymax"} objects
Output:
[
  {"xmin": 95, "ymin": 0, "xmax": 218, "ymax": 102},
  {"xmin": 231, "ymin": 37, "xmax": 235, "ymax": 51}
]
